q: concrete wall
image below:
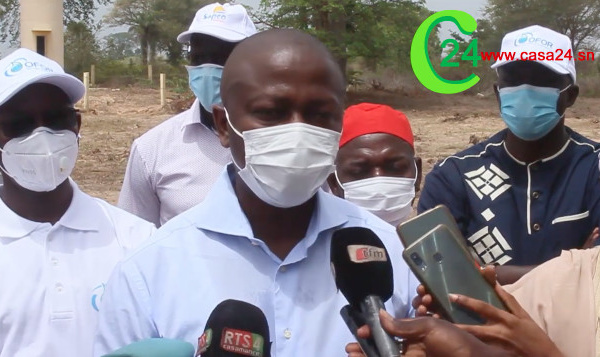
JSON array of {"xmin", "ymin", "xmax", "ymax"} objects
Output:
[{"xmin": 19, "ymin": 0, "xmax": 64, "ymax": 66}]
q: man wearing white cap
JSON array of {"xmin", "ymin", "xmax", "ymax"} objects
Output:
[
  {"xmin": 419, "ymin": 25, "xmax": 600, "ymax": 284},
  {"xmin": 0, "ymin": 48, "xmax": 155, "ymax": 356},
  {"xmin": 118, "ymin": 2, "xmax": 257, "ymax": 227}
]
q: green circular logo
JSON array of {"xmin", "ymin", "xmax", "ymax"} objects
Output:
[{"xmin": 411, "ymin": 10, "xmax": 480, "ymax": 94}]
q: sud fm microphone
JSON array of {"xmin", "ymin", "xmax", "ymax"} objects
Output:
[
  {"xmin": 330, "ymin": 227, "xmax": 400, "ymax": 357},
  {"xmin": 196, "ymin": 299, "xmax": 271, "ymax": 357}
]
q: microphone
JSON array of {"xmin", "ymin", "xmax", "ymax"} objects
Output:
[
  {"xmin": 101, "ymin": 339, "xmax": 195, "ymax": 357},
  {"xmin": 331, "ymin": 227, "xmax": 400, "ymax": 357},
  {"xmin": 197, "ymin": 299, "xmax": 271, "ymax": 357}
]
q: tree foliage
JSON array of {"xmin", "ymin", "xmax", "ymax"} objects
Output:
[
  {"xmin": 64, "ymin": 21, "xmax": 99, "ymax": 75},
  {"xmin": 0, "ymin": 0, "xmax": 112, "ymax": 44},
  {"xmin": 106, "ymin": 0, "xmax": 211, "ymax": 65},
  {"xmin": 100, "ymin": 31, "xmax": 139, "ymax": 59},
  {"xmin": 482, "ymin": 0, "xmax": 600, "ymax": 52},
  {"xmin": 254, "ymin": 0, "xmax": 438, "ymax": 75}
]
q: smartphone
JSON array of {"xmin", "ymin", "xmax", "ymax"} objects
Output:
[
  {"xmin": 402, "ymin": 224, "xmax": 507, "ymax": 325},
  {"xmin": 397, "ymin": 205, "xmax": 482, "ymax": 265},
  {"xmin": 397, "ymin": 205, "xmax": 462, "ymax": 247}
]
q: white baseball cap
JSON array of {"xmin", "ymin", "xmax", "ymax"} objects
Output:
[
  {"xmin": 0, "ymin": 48, "xmax": 85, "ymax": 107},
  {"xmin": 177, "ymin": 2, "xmax": 257, "ymax": 44},
  {"xmin": 491, "ymin": 25, "xmax": 576, "ymax": 82}
]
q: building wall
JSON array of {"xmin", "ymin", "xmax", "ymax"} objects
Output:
[{"xmin": 19, "ymin": 0, "xmax": 64, "ymax": 66}]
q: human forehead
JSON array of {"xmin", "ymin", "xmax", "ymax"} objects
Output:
[
  {"xmin": 497, "ymin": 62, "xmax": 568, "ymax": 87},
  {"xmin": 338, "ymin": 134, "xmax": 414, "ymax": 160},
  {"xmin": 0, "ymin": 84, "xmax": 71, "ymax": 114},
  {"xmin": 225, "ymin": 54, "xmax": 344, "ymax": 103}
]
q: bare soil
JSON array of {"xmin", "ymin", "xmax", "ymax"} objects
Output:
[{"xmin": 73, "ymin": 87, "xmax": 600, "ymax": 205}]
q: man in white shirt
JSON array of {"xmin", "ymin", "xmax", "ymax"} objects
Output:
[
  {"xmin": 0, "ymin": 48, "xmax": 156, "ymax": 357},
  {"xmin": 118, "ymin": 2, "xmax": 257, "ymax": 227},
  {"xmin": 94, "ymin": 29, "xmax": 419, "ymax": 357}
]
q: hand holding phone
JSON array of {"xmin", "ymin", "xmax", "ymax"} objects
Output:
[{"xmin": 403, "ymin": 225, "xmax": 507, "ymax": 325}]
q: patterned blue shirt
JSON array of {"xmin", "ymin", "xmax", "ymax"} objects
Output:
[{"xmin": 418, "ymin": 128, "xmax": 600, "ymax": 266}]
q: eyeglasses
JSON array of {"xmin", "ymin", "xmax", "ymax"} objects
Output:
[{"xmin": 0, "ymin": 107, "xmax": 79, "ymax": 138}]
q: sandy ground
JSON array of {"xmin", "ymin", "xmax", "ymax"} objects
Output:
[{"xmin": 72, "ymin": 87, "xmax": 600, "ymax": 205}]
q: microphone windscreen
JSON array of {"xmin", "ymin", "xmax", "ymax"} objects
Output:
[
  {"xmin": 330, "ymin": 227, "xmax": 394, "ymax": 306},
  {"xmin": 198, "ymin": 299, "xmax": 271, "ymax": 357},
  {"xmin": 101, "ymin": 338, "xmax": 195, "ymax": 357}
]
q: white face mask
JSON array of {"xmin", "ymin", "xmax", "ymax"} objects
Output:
[
  {"xmin": 336, "ymin": 161, "xmax": 417, "ymax": 227},
  {"xmin": 0, "ymin": 127, "xmax": 79, "ymax": 192},
  {"xmin": 225, "ymin": 108, "xmax": 341, "ymax": 208}
]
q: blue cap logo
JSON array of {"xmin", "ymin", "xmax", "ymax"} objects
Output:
[
  {"xmin": 4, "ymin": 58, "xmax": 27, "ymax": 77},
  {"xmin": 514, "ymin": 32, "xmax": 553, "ymax": 48},
  {"xmin": 4, "ymin": 58, "xmax": 54, "ymax": 77}
]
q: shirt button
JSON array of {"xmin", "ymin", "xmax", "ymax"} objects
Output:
[
  {"xmin": 279, "ymin": 266, "xmax": 287, "ymax": 272},
  {"xmin": 532, "ymin": 191, "xmax": 540, "ymax": 199},
  {"xmin": 283, "ymin": 329, "xmax": 292, "ymax": 339},
  {"xmin": 55, "ymin": 283, "xmax": 64, "ymax": 292},
  {"xmin": 51, "ymin": 257, "xmax": 59, "ymax": 266},
  {"xmin": 251, "ymin": 241, "xmax": 260, "ymax": 246},
  {"xmin": 532, "ymin": 223, "xmax": 541, "ymax": 232}
]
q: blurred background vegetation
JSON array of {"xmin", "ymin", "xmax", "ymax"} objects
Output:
[{"xmin": 1, "ymin": 0, "xmax": 599, "ymax": 97}]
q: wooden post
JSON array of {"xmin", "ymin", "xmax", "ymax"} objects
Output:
[
  {"xmin": 160, "ymin": 73, "xmax": 166, "ymax": 107},
  {"xmin": 90, "ymin": 64, "xmax": 95, "ymax": 86},
  {"xmin": 83, "ymin": 72, "xmax": 89, "ymax": 111},
  {"xmin": 148, "ymin": 64, "xmax": 153, "ymax": 83}
]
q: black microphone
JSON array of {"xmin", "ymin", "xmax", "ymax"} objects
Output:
[
  {"xmin": 331, "ymin": 227, "xmax": 400, "ymax": 357},
  {"xmin": 197, "ymin": 299, "xmax": 271, "ymax": 357}
]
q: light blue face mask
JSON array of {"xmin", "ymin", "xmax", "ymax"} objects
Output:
[
  {"xmin": 186, "ymin": 64, "xmax": 223, "ymax": 113},
  {"xmin": 499, "ymin": 83, "xmax": 571, "ymax": 141}
]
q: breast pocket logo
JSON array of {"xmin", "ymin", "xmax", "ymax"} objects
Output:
[{"xmin": 91, "ymin": 283, "xmax": 106, "ymax": 312}]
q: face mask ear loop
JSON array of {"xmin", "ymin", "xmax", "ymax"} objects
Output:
[
  {"xmin": 557, "ymin": 84, "xmax": 572, "ymax": 120},
  {"xmin": 412, "ymin": 159, "xmax": 419, "ymax": 181},
  {"xmin": 560, "ymin": 84, "xmax": 572, "ymax": 93},
  {"xmin": 0, "ymin": 149, "xmax": 16, "ymax": 181},
  {"xmin": 334, "ymin": 170, "xmax": 345, "ymax": 189},
  {"xmin": 224, "ymin": 108, "xmax": 245, "ymax": 170}
]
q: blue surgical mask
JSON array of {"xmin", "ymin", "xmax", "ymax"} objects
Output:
[
  {"xmin": 186, "ymin": 64, "xmax": 223, "ymax": 113},
  {"xmin": 499, "ymin": 84, "xmax": 571, "ymax": 141}
]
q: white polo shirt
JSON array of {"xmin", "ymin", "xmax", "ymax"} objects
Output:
[
  {"xmin": 117, "ymin": 100, "xmax": 231, "ymax": 227},
  {"xmin": 0, "ymin": 180, "xmax": 156, "ymax": 357}
]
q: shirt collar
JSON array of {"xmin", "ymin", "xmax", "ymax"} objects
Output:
[
  {"xmin": 0, "ymin": 179, "xmax": 103, "ymax": 239},
  {"xmin": 501, "ymin": 128, "xmax": 572, "ymax": 165},
  {"xmin": 190, "ymin": 165, "xmax": 349, "ymax": 242},
  {"xmin": 181, "ymin": 100, "xmax": 216, "ymax": 133},
  {"xmin": 58, "ymin": 179, "xmax": 104, "ymax": 232}
]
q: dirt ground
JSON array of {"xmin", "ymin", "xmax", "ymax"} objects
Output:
[{"xmin": 72, "ymin": 87, "xmax": 600, "ymax": 205}]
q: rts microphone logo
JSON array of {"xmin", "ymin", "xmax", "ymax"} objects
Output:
[
  {"xmin": 347, "ymin": 245, "xmax": 387, "ymax": 263},
  {"xmin": 196, "ymin": 328, "xmax": 213, "ymax": 356},
  {"xmin": 220, "ymin": 328, "xmax": 265, "ymax": 357}
]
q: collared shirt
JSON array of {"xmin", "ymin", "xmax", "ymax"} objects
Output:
[
  {"xmin": 118, "ymin": 100, "xmax": 231, "ymax": 227},
  {"xmin": 94, "ymin": 166, "xmax": 419, "ymax": 357},
  {"xmin": 0, "ymin": 180, "xmax": 156, "ymax": 357},
  {"xmin": 418, "ymin": 127, "xmax": 600, "ymax": 266}
]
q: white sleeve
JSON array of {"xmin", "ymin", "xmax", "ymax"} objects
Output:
[
  {"xmin": 93, "ymin": 260, "xmax": 158, "ymax": 356},
  {"xmin": 118, "ymin": 141, "xmax": 161, "ymax": 227}
]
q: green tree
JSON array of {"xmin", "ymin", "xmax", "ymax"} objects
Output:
[
  {"xmin": 254, "ymin": 0, "xmax": 437, "ymax": 76},
  {"xmin": 105, "ymin": 0, "xmax": 160, "ymax": 65},
  {"xmin": 101, "ymin": 31, "xmax": 139, "ymax": 59},
  {"xmin": 0, "ymin": 0, "xmax": 112, "ymax": 44},
  {"xmin": 482, "ymin": 0, "xmax": 600, "ymax": 52},
  {"xmin": 64, "ymin": 21, "xmax": 98, "ymax": 76},
  {"xmin": 153, "ymin": 0, "xmax": 212, "ymax": 65}
]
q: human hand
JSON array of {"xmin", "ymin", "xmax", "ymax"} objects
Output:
[{"xmin": 452, "ymin": 283, "xmax": 563, "ymax": 357}]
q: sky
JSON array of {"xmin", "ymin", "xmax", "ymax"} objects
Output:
[{"xmin": 1, "ymin": 0, "xmax": 487, "ymax": 56}]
